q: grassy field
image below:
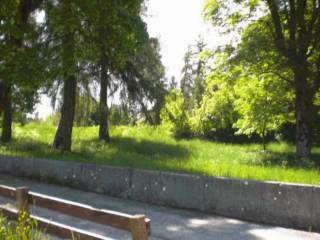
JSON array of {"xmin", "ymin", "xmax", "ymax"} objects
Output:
[{"xmin": 0, "ymin": 123, "xmax": 320, "ymax": 185}]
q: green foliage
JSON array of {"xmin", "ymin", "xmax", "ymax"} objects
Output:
[
  {"xmin": 180, "ymin": 47, "xmax": 194, "ymax": 110},
  {"xmin": 189, "ymin": 38, "xmax": 295, "ymax": 147},
  {"xmin": 203, "ymin": 0, "xmax": 258, "ymax": 32},
  {"xmin": 231, "ymin": 18, "xmax": 295, "ymax": 147},
  {"xmin": 180, "ymin": 37, "xmax": 207, "ymax": 111},
  {"xmin": 160, "ymin": 90, "xmax": 191, "ymax": 137},
  {"xmin": 191, "ymin": 52, "xmax": 237, "ymax": 137},
  {"xmin": 43, "ymin": 112, "xmax": 60, "ymax": 126},
  {"xmin": 0, "ymin": 212, "xmax": 46, "ymax": 240},
  {"xmin": 0, "ymin": 0, "xmax": 44, "ymax": 118},
  {"xmin": 74, "ymin": 90, "xmax": 98, "ymax": 127},
  {"xmin": 234, "ymin": 75, "xmax": 294, "ymax": 147},
  {"xmin": 204, "ymin": 0, "xmax": 320, "ymax": 158},
  {"xmin": 82, "ymin": 0, "xmax": 148, "ymax": 71},
  {"xmin": 118, "ymin": 38, "xmax": 167, "ymax": 125},
  {"xmin": 109, "ymin": 104, "xmax": 130, "ymax": 126}
]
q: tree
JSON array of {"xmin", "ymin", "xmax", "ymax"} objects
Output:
[
  {"xmin": 47, "ymin": 0, "xmax": 84, "ymax": 150},
  {"xmin": 109, "ymin": 104, "xmax": 130, "ymax": 126},
  {"xmin": 74, "ymin": 87, "xmax": 98, "ymax": 126},
  {"xmin": 118, "ymin": 38, "xmax": 166, "ymax": 125},
  {"xmin": 161, "ymin": 89, "xmax": 191, "ymax": 137},
  {"xmin": 180, "ymin": 37, "xmax": 208, "ymax": 111},
  {"xmin": 232, "ymin": 20, "xmax": 295, "ymax": 148},
  {"xmin": 193, "ymin": 37, "xmax": 207, "ymax": 107},
  {"xmin": 83, "ymin": 0, "xmax": 148, "ymax": 142},
  {"xmin": 180, "ymin": 47, "xmax": 194, "ymax": 111},
  {"xmin": 234, "ymin": 74, "xmax": 293, "ymax": 150},
  {"xmin": 204, "ymin": 0, "xmax": 320, "ymax": 158},
  {"xmin": 168, "ymin": 76, "xmax": 178, "ymax": 90},
  {"xmin": 191, "ymin": 50, "xmax": 238, "ymax": 139},
  {"xmin": 0, "ymin": 0, "xmax": 43, "ymax": 142}
]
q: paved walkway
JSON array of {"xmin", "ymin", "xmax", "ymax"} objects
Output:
[{"xmin": 0, "ymin": 174, "xmax": 319, "ymax": 240}]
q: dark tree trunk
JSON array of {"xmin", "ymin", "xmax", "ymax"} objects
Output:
[
  {"xmin": 294, "ymin": 69, "xmax": 313, "ymax": 159},
  {"xmin": 0, "ymin": 0, "xmax": 40, "ymax": 143},
  {"xmin": 53, "ymin": 14, "xmax": 77, "ymax": 151},
  {"xmin": 53, "ymin": 75, "xmax": 77, "ymax": 151},
  {"xmin": 53, "ymin": 0, "xmax": 77, "ymax": 151},
  {"xmin": 1, "ymin": 84, "xmax": 12, "ymax": 142},
  {"xmin": 154, "ymin": 108, "xmax": 161, "ymax": 125},
  {"xmin": 0, "ymin": 83, "xmax": 4, "ymax": 116},
  {"xmin": 139, "ymin": 99, "xmax": 153, "ymax": 125},
  {"xmin": 295, "ymin": 81, "xmax": 313, "ymax": 158},
  {"xmin": 99, "ymin": 56, "xmax": 110, "ymax": 142},
  {"xmin": 262, "ymin": 125, "xmax": 266, "ymax": 152}
]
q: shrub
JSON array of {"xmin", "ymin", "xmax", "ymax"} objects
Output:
[
  {"xmin": 0, "ymin": 212, "xmax": 48, "ymax": 240},
  {"xmin": 160, "ymin": 90, "xmax": 191, "ymax": 137}
]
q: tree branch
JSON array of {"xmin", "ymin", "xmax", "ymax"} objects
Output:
[
  {"xmin": 258, "ymin": 70, "xmax": 294, "ymax": 85},
  {"xmin": 266, "ymin": 0, "xmax": 289, "ymax": 57}
]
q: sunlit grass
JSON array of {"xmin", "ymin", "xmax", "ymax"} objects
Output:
[{"xmin": 0, "ymin": 123, "xmax": 320, "ymax": 185}]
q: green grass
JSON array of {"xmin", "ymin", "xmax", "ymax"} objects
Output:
[{"xmin": 0, "ymin": 123, "xmax": 320, "ymax": 185}]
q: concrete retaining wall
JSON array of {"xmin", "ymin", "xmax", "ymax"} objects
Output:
[{"xmin": 0, "ymin": 155, "xmax": 319, "ymax": 232}]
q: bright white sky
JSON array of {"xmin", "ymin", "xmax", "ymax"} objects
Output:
[
  {"xmin": 144, "ymin": 0, "xmax": 224, "ymax": 80},
  {"xmin": 36, "ymin": 0, "xmax": 226, "ymax": 119}
]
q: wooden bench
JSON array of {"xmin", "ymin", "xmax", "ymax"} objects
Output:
[{"xmin": 0, "ymin": 185, "xmax": 150, "ymax": 240}]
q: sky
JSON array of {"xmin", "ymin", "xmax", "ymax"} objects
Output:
[
  {"xmin": 36, "ymin": 0, "xmax": 224, "ymax": 119},
  {"xmin": 143, "ymin": 0, "xmax": 222, "ymax": 80}
]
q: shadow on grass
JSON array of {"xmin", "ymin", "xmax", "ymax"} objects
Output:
[
  {"xmin": 110, "ymin": 136, "xmax": 189, "ymax": 157},
  {"xmin": 254, "ymin": 151, "xmax": 320, "ymax": 169},
  {"xmin": 2, "ymin": 137, "xmax": 319, "ymax": 171},
  {"xmin": 1, "ymin": 136, "xmax": 191, "ymax": 167}
]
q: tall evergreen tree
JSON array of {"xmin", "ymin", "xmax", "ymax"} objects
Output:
[
  {"xmin": 118, "ymin": 38, "xmax": 166, "ymax": 125},
  {"xmin": 180, "ymin": 47, "xmax": 194, "ymax": 111},
  {"xmin": 180, "ymin": 37, "xmax": 207, "ymax": 111},
  {"xmin": 83, "ymin": 0, "xmax": 148, "ymax": 142},
  {"xmin": 48, "ymin": 0, "xmax": 83, "ymax": 150},
  {"xmin": 193, "ymin": 37, "xmax": 206, "ymax": 107},
  {"xmin": 0, "ymin": 0, "xmax": 43, "ymax": 142}
]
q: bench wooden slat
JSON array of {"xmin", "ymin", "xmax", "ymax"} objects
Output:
[
  {"xmin": 29, "ymin": 192, "xmax": 132, "ymax": 231},
  {"xmin": 0, "ymin": 206, "xmax": 112, "ymax": 240},
  {"xmin": 0, "ymin": 185, "xmax": 15, "ymax": 199},
  {"xmin": 0, "ymin": 184, "xmax": 150, "ymax": 239}
]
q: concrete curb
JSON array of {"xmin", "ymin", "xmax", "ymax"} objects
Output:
[{"xmin": 0, "ymin": 155, "xmax": 318, "ymax": 232}]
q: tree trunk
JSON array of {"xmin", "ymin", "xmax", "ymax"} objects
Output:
[
  {"xmin": 294, "ymin": 73, "xmax": 313, "ymax": 159},
  {"xmin": 1, "ymin": 84, "xmax": 12, "ymax": 142},
  {"xmin": 53, "ymin": 0, "xmax": 77, "ymax": 151},
  {"xmin": 0, "ymin": 0, "xmax": 38, "ymax": 143},
  {"xmin": 99, "ymin": 56, "xmax": 110, "ymax": 142},
  {"xmin": 0, "ymin": 83, "xmax": 4, "ymax": 116},
  {"xmin": 262, "ymin": 128, "xmax": 266, "ymax": 152},
  {"xmin": 53, "ymin": 75, "xmax": 77, "ymax": 151}
]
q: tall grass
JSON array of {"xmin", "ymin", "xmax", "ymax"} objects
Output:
[
  {"xmin": 0, "ymin": 212, "xmax": 47, "ymax": 240},
  {"xmin": 0, "ymin": 123, "xmax": 319, "ymax": 185}
]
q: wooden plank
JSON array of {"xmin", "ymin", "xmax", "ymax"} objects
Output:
[
  {"xmin": 29, "ymin": 192, "xmax": 151, "ymax": 234},
  {"xmin": 0, "ymin": 185, "xmax": 151, "ymax": 237},
  {"xmin": 0, "ymin": 185, "xmax": 16, "ymax": 199},
  {"xmin": 129, "ymin": 215, "xmax": 149, "ymax": 240},
  {"xmin": 34, "ymin": 216, "xmax": 113, "ymax": 240},
  {"xmin": 0, "ymin": 206, "xmax": 112, "ymax": 240},
  {"xmin": 16, "ymin": 187, "xmax": 29, "ymax": 215},
  {"xmin": 29, "ymin": 192, "xmax": 131, "ymax": 230}
]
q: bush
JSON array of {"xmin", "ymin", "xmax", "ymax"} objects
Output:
[
  {"xmin": 160, "ymin": 90, "xmax": 191, "ymax": 137},
  {"xmin": 0, "ymin": 212, "xmax": 48, "ymax": 240}
]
